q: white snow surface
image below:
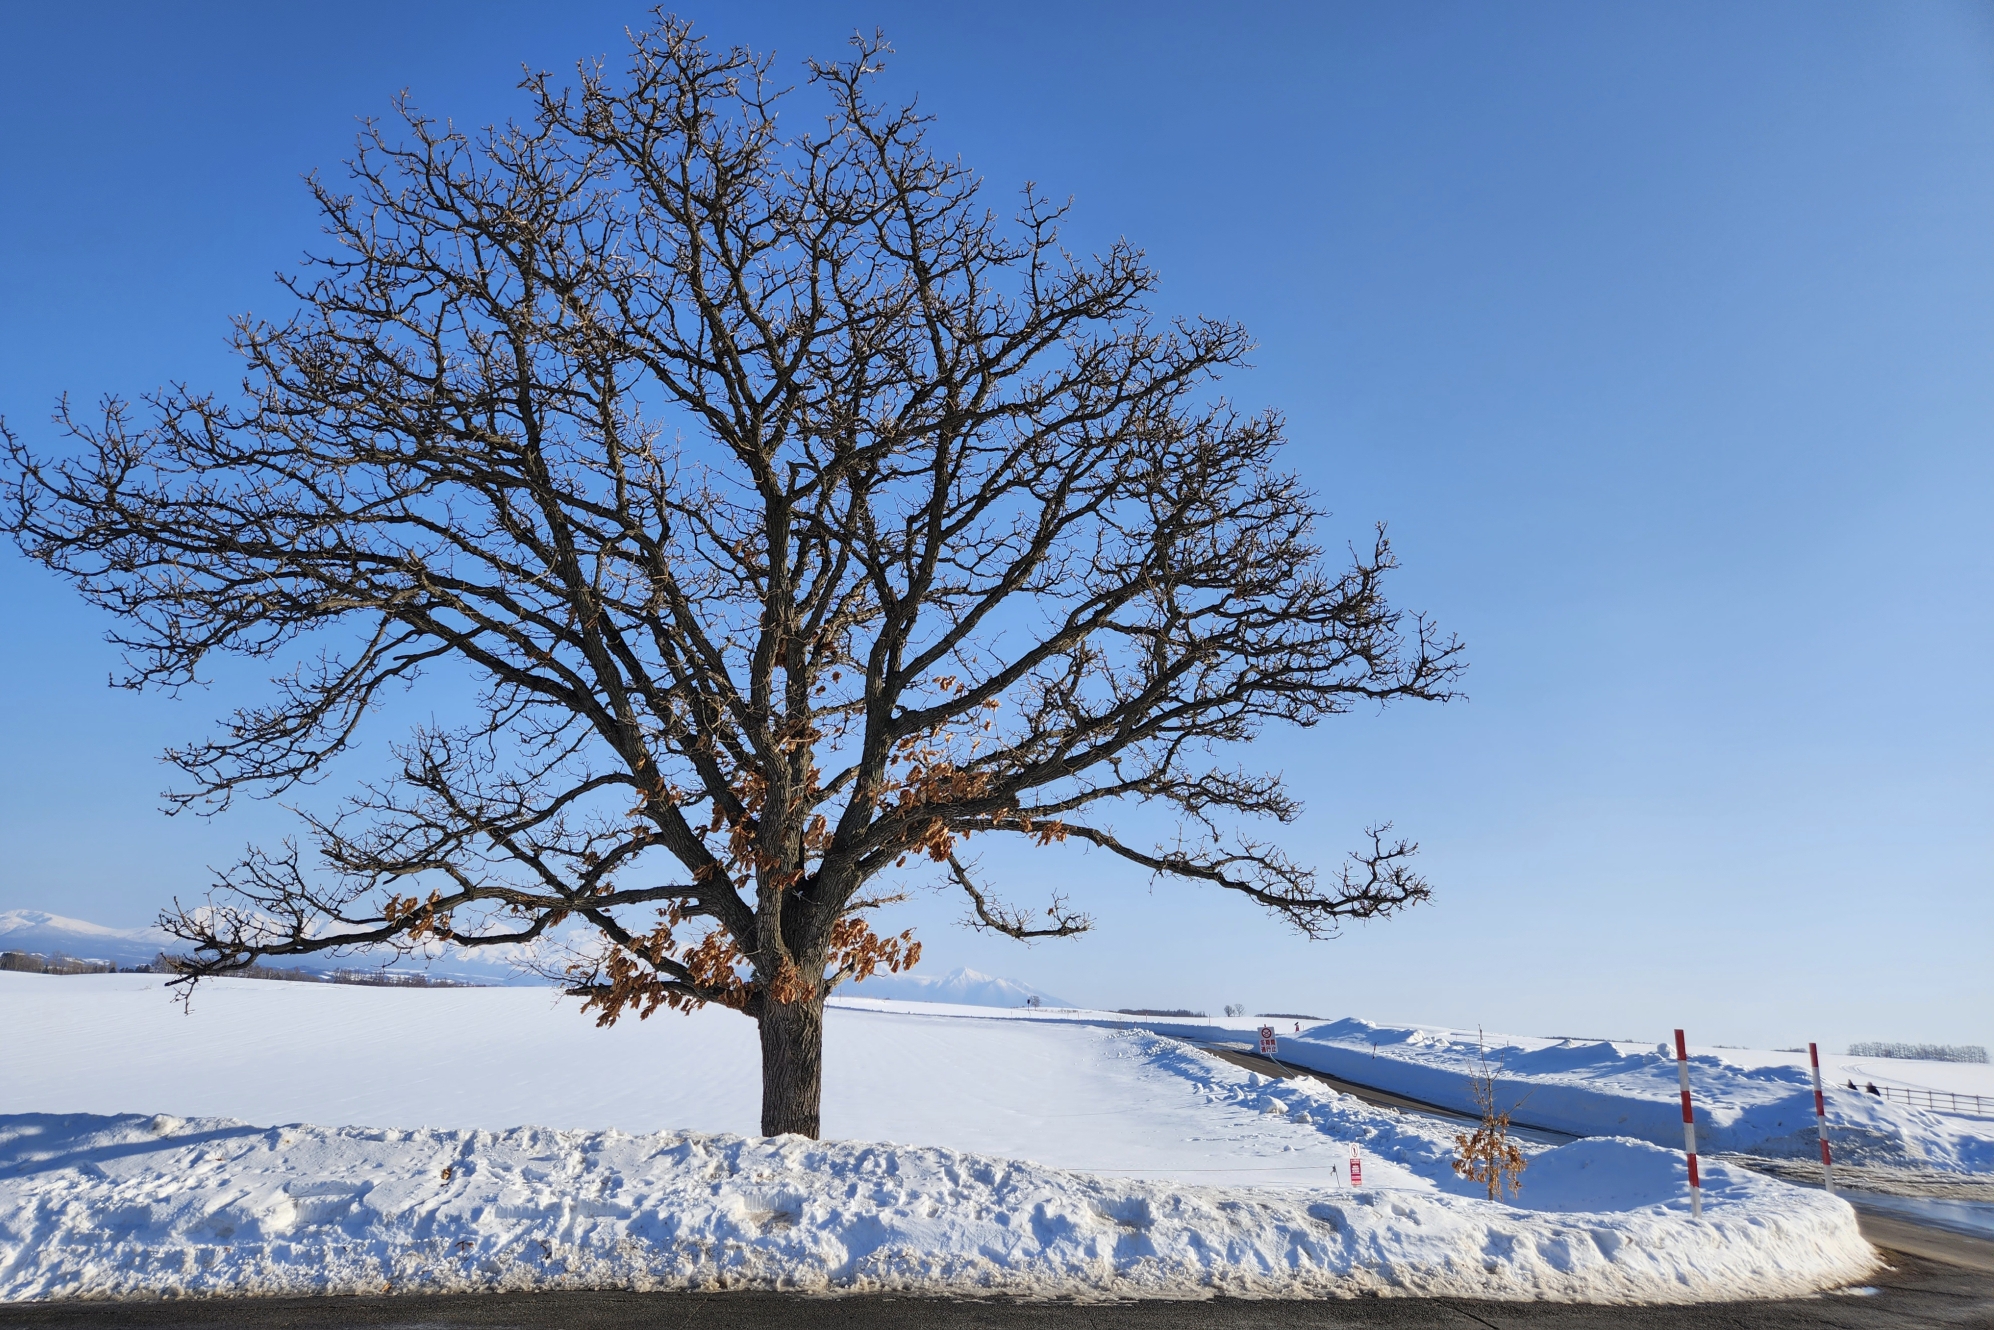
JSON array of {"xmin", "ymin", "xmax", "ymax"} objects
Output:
[
  {"xmin": 1, "ymin": 1112, "xmax": 1869, "ymax": 1303},
  {"xmin": 1274, "ymin": 1019, "xmax": 1994, "ymax": 1173},
  {"xmin": 0, "ymin": 976, "xmax": 1876, "ymax": 1301}
]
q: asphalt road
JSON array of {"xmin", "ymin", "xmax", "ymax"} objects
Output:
[{"xmin": 1194, "ymin": 1044, "xmax": 1579, "ymax": 1145}]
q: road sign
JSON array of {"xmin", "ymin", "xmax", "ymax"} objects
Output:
[
  {"xmin": 1258, "ymin": 1025, "xmax": 1277, "ymax": 1055},
  {"xmin": 1349, "ymin": 1153, "xmax": 1363, "ymax": 1187}
]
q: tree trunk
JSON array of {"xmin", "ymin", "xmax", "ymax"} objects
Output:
[{"xmin": 757, "ymin": 994, "xmax": 825, "ymax": 1137}]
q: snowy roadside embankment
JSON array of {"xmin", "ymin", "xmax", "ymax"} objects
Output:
[
  {"xmin": 1278, "ymin": 1020, "xmax": 1994, "ymax": 1173},
  {"xmin": 0, "ymin": 976, "xmax": 1882, "ymax": 1301},
  {"xmin": 0, "ymin": 1111, "xmax": 1872, "ymax": 1303}
]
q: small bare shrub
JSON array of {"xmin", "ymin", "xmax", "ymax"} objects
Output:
[{"xmin": 1451, "ymin": 1028, "xmax": 1527, "ymax": 1200}]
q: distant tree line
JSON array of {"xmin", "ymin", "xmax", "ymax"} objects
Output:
[
  {"xmin": 0, "ymin": 949, "xmax": 479, "ymax": 988},
  {"xmin": 1117, "ymin": 1008, "xmax": 1208, "ymax": 1019},
  {"xmin": 1848, "ymin": 1041, "xmax": 1988, "ymax": 1064},
  {"xmin": 0, "ymin": 951, "xmax": 117, "ymax": 975},
  {"xmin": 1222, "ymin": 1005, "xmax": 1321, "ymax": 1021},
  {"xmin": 151, "ymin": 954, "xmax": 481, "ymax": 988}
]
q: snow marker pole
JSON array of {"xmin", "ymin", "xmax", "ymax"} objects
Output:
[
  {"xmin": 1809, "ymin": 1042, "xmax": 1835, "ymax": 1194},
  {"xmin": 1674, "ymin": 1029, "xmax": 1702, "ymax": 1218}
]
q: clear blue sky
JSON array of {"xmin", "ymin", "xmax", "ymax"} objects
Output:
[{"xmin": 2, "ymin": 2, "xmax": 1988, "ymax": 1050}]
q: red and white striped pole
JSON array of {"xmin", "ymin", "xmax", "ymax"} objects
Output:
[
  {"xmin": 1809, "ymin": 1042, "xmax": 1835, "ymax": 1194},
  {"xmin": 1674, "ymin": 1029, "xmax": 1702, "ymax": 1218}
]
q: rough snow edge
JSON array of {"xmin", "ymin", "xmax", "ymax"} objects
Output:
[{"xmin": 0, "ymin": 1114, "xmax": 1876, "ymax": 1304}]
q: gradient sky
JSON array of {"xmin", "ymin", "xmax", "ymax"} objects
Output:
[{"xmin": 2, "ymin": 1, "xmax": 1988, "ymax": 1052}]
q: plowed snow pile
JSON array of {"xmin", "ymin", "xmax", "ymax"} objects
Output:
[
  {"xmin": 1, "ymin": 1110, "xmax": 1868, "ymax": 1302},
  {"xmin": 0, "ymin": 975, "xmax": 1875, "ymax": 1301},
  {"xmin": 1279, "ymin": 1019, "xmax": 1994, "ymax": 1172}
]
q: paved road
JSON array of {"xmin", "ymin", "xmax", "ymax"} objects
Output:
[
  {"xmin": 1195, "ymin": 1044, "xmax": 1578, "ymax": 1145},
  {"xmin": 1852, "ymin": 1210, "xmax": 1994, "ymax": 1275}
]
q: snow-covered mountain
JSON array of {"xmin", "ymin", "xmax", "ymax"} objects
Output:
[
  {"xmin": 2, "ymin": 912, "xmax": 1064, "ymax": 1004},
  {"xmin": 0, "ymin": 909, "xmax": 537, "ymax": 985},
  {"xmin": 840, "ymin": 965, "xmax": 1072, "ymax": 1009},
  {"xmin": 0, "ymin": 910, "xmax": 172, "ymax": 967}
]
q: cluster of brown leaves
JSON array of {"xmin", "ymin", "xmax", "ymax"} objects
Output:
[
  {"xmin": 744, "ymin": 918, "xmax": 919, "ymax": 1007},
  {"xmin": 876, "ymin": 684, "xmax": 1004, "ymax": 868},
  {"xmin": 825, "ymin": 916, "xmax": 921, "ymax": 986},
  {"xmin": 381, "ymin": 890, "xmax": 453, "ymax": 942},
  {"xmin": 705, "ymin": 771, "xmax": 769, "ymax": 876},
  {"xmin": 1450, "ymin": 1028, "xmax": 1528, "ymax": 1200},
  {"xmin": 576, "ymin": 907, "xmax": 920, "ymax": 1026},
  {"xmin": 574, "ymin": 906, "xmax": 736, "ymax": 1027},
  {"xmin": 681, "ymin": 926, "xmax": 752, "ymax": 1006},
  {"xmin": 694, "ymin": 766, "xmax": 839, "ymax": 894},
  {"xmin": 1451, "ymin": 1123, "xmax": 1527, "ymax": 1201},
  {"xmin": 886, "ymin": 748, "xmax": 990, "ymax": 866}
]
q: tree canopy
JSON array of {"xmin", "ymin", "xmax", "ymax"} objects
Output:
[{"xmin": 2, "ymin": 16, "xmax": 1464, "ymax": 1136}]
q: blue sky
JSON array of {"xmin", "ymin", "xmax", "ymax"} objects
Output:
[{"xmin": 2, "ymin": 1, "xmax": 1988, "ymax": 1050}]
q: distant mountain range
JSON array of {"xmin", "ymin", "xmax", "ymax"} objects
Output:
[
  {"xmin": 839, "ymin": 966, "xmax": 1073, "ymax": 1009},
  {"xmin": 0, "ymin": 909, "xmax": 533, "ymax": 985},
  {"xmin": 0, "ymin": 911, "xmax": 1066, "ymax": 1007},
  {"xmin": 0, "ymin": 910, "xmax": 171, "ymax": 967}
]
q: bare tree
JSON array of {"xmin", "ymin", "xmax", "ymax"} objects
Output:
[{"xmin": 2, "ymin": 17, "xmax": 1463, "ymax": 1138}]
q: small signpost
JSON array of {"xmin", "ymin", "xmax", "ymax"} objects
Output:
[
  {"xmin": 1675, "ymin": 1028, "xmax": 1702, "ymax": 1218},
  {"xmin": 1809, "ymin": 1042, "xmax": 1835, "ymax": 1194},
  {"xmin": 1259, "ymin": 1025, "xmax": 1278, "ymax": 1056},
  {"xmin": 1349, "ymin": 1152, "xmax": 1363, "ymax": 1187}
]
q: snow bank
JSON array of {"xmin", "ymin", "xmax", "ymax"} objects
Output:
[
  {"xmin": 0, "ymin": 977, "xmax": 1881, "ymax": 1302},
  {"xmin": 0, "ymin": 1111, "xmax": 1871, "ymax": 1303},
  {"xmin": 1279, "ymin": 1020, "xmax": 1994, "ymax": 1173}
]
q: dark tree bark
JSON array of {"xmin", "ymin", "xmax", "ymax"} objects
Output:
[
  {"xmin": 758, "ymin": 994, "xmax": 826, "ymax": 1138},
  {"xmin": 1, "ymin": 17, "xmax": 1464, "ymax": 1140}
]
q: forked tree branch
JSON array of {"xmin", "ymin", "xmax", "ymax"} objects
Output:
[{"xmin": 946, "ymin": 854, "xmax": 1092, "ymax": 939}]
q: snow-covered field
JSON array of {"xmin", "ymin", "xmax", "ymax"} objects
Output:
[{"xmin": 0, "ymin": 974, "xmax": 1877, "ymax": 1302}]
